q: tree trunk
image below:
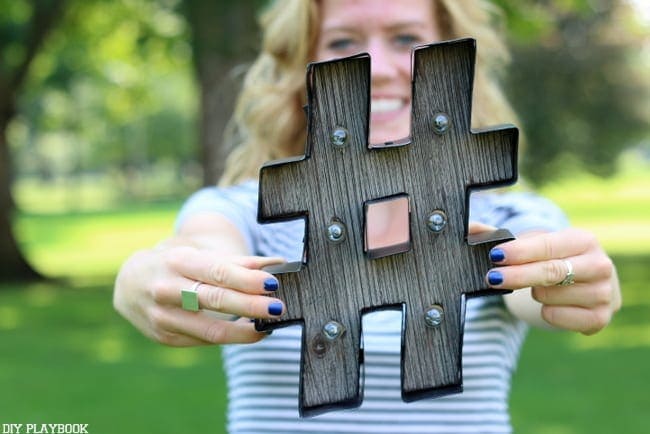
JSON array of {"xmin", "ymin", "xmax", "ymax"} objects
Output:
[
  {"xmin": 198, "ymin": 61, "xmax": 241, "ymax": 186},
  {"xmin": 0, "ymin": 0, "xmax": 67, "ymax": 282},
  {"xmin": 183, "ymin": 0, "xmax": 263, "ymax": 185},
  {"xmin": 0, "ymin": 119, "xmax": 41, "ymax": 281}
]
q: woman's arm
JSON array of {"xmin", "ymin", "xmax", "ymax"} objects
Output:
[{"xmin": 113, "ymin": 212, "xmax": 285, "ymax": 346}]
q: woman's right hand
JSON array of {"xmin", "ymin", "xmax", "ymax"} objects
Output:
[{"xmin": 113, "ymin": 245, "xmax": 286, "ymax": 346}]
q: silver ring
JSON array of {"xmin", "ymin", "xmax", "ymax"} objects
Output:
[
  {"xmin": 557, "ymin": 259, "xmax": 575, "ymax": 286},
  {"xmin": 181, "ymin": 281, "xmax": 202, "ymax": 311}
]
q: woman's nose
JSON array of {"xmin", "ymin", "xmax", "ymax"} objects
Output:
[{"xmin": 368, "ymin": 40, "xmax": 398, "ymax": 82}]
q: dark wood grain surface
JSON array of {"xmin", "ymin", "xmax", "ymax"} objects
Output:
[{"xmin": 257, "ymin": 38, "xmax": 518, "ymax": 417}]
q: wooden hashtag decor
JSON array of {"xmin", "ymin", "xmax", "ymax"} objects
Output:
[{"xmin": 256, "ymin": 38, "xmax": 518, "ymax": 417}]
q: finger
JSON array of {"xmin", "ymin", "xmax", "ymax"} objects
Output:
[
  {"xmin": 485, "ymin": 254, "xmax": 607, "ymax": 289},
  {"xmin": 489, "ymin": 228, "xmax": 597, "ymax": 265},
  {"xmin": 149, "ymin": 307, "xmax": 269, "ymax": 345},
  {"xmin": 541, "ymin": 305, "xmax": 613, "ymax": 335},
  {"xmin": 153, "ymin": 279, "xmax": 285, "ymax": 318},
  {"xmin": 234, "ymin": 255, "xmax": 286, "ymax": 269},
  {"xmin": 531, "ymin": 281, "xmax": 614, "ymax": 309},
  {"xmin": 165, "ymin": 248, "xmax": 281, "ymax": 294},
  {"xmin": 468, "ymin": 221, "xmax": 497, "ymax": 235},
  {"xmin": 196, "ymin": 284, "xmax": 285, "ymax": 318}
]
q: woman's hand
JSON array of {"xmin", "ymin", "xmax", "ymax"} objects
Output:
[
  {"xmin": 114, "ymin": 245, "xmax": 285, "ymax": 346},
  {"xmin": 484, "ymin": 228, "xmax": 621, "ymax": 335}
]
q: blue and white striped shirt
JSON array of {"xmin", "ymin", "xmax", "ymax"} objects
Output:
[{"xmin": 177, "ymin": 181, "xmax": 568, "ymax": 434}]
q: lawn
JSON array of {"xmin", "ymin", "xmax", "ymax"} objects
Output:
[
  {"xmin": 2, "ymin": 163, "xmax": 649, "ymax": 433},
  {"xmin": 0, "ymin": 282, "xmax": 227, "ymax": 434}
]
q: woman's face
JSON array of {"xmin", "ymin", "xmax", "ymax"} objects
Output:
[{"xmin": 314, "ymin": 0, "xmax": 441, "ymax": 145}]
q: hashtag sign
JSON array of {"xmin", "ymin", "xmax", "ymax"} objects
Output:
[{"xmin": 256, "ymin": 38, "xmax": 518, "ymax": 416}]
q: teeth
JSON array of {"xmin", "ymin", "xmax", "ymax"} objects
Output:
[{"xmin": 371, "ymin": 98, "xmax": 403, "ymax": 113}]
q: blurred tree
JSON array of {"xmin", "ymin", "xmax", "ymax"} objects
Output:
[
  {"xmin": 5, "ymin": 0, "xmax": 196, "ymax": 280},
  {"xmin": 0, "ymin": 0, "xmax": 66, "ymax": 280},
  {"xmin": 494, "ymin": 0, "xmax": 649, "ymax": 185},
  {"xmin": 181, "ymin": 0, "xmax": 264, "ymax": 185},
  {"xmin": 15, "ymin": 0, "xmax": 197, "ymax": 197}
]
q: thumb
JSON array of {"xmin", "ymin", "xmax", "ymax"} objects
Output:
[{"xmin": 468, "ymin": 221, "xmax": 497, "ymax": 235}]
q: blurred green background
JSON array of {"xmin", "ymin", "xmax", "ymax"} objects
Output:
[{"xmin": 1, "ymin": 0, "xmax": 649, "ymax": 433}]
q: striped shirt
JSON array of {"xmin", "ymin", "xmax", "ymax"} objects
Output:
[{"xmin": 177, "ymin": 181, "xmax": 568, "ymax": 434}]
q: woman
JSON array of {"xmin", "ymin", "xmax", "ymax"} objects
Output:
[{"xmin": 114, "ymin": 0, "xmax": 621, "ymax": 432}]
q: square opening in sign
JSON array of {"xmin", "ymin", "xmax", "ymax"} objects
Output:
[{"xmin": 364, "ymin": 194, "xmax": 411, "ymax": 259}]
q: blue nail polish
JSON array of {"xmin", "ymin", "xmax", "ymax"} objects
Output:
[
  {"xmin": 488, "ymin": 270, "xmax": 503, "ymax": 286},
  {"xmin": 264, "ymin": 277, "xmax": 279, "ymax": 291},
  {"xmin": 268, "ymin": 302, "xmax": 283, "ymax": 316},
  {"xmin": 490, "ymin": 248, "xmax": 505, "ymax": 263}
]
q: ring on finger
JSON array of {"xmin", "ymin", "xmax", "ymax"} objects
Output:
[
  {"xmin": 557, "ymin": 259, "xmax": 575, "ymax": 286},
  {"xmin": 181, "ymin": 281, "xmax": 202, "ymax": 311}
]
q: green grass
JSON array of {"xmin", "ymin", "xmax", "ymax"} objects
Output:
[
  {"xmin": 538, "ymin": 158, "xmax": 650, "ymax": 255},
  {"xmin": 14, "ymin": 201, "xmax": 180, "ymax": 280},
  {"xmin": 1, "ymin": 255, "xmax": 647, "ymax": 433},
  {"xmin": 3, "ymin": 163, "xmax": 649, "ymax": 433},
  {"xmin": 510, "ymin": 253, "xmax": 650, "ymax": 434},
  {"xmin": 0, "ymin": 282, "xmax": 226, "ymax": 433}
]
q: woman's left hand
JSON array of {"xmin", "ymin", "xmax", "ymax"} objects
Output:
[{"xmin": 485, "ymin": 228, "xmax": 621, "ymax": 335}]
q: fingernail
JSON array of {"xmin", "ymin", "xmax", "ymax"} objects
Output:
[
  {"xmin": 487, "ymin": 270, "xmax": 503, "ymax": 286},
  {"xmin": 268, "ymin": 302, "xmax": 283, "ymax": 316},
  {"xmin": 264, "ymin": 277, "xmax": 279, "ymax": 292},
  {"xmin": 490, "ymin": 248, "xmax": 505, "ymax": 263}
]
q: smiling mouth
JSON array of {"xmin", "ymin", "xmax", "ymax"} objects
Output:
[{"xmin": 371, "ymin": 98, "xmax": 407, "ymax": 114}]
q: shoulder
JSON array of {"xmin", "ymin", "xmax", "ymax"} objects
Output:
[
  {"xmin": 176, "ymin": 181, "xmax": 258, "ymax": 225},
  {"xmin": 470, "ymin": 190, "xmax": 570, "ymax": 234},
  {"xmin": 184, "ymin": 180, "xmax": 258, "ymax": 208},
  {"xmin": 174, "ymin": 180, "xmax": 260, "ymax": 251}
]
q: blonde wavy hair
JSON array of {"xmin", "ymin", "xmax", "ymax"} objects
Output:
[{"xmin": 220, "ymin": 0, "xmax": 519, "ymax": 185}]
